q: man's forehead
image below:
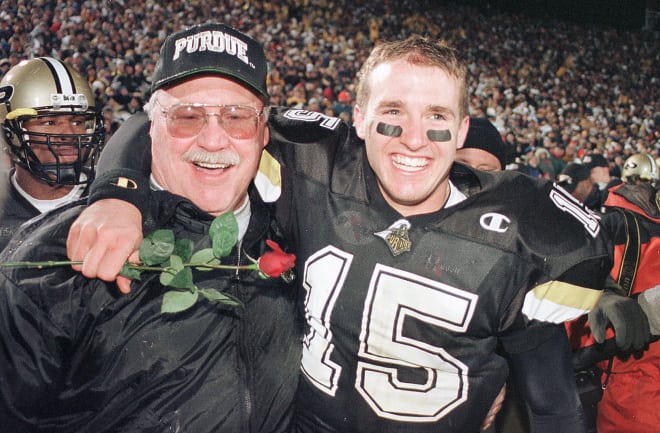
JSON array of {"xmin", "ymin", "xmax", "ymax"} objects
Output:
[{"xmin": 368, "ymin": 63, "xmax": 460, "ymax": 108}]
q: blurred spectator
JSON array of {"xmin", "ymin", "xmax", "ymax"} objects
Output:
[
  {"xmin": 557, "ymin": 163, "xmax": 594, "ymax": 203},
  {"xmin": 517, "ymin": 146, "xmax": 544, "ymax": 178},
  {"xmin": 0, "ymin": 0, "xmax": 655, "ymax": 159},
  {"xmin": 583, "ymin": 153, "xmax": 622, "ymax": 211},
  {"xmin": 332, "ymin": 88, "xmax": 352, "ymax": 122},
  {"xmin": 0, "ymin": 58, "xmax": 10, "ymax": 78},
  {"xmin": 535, "ymin": 147, "xmax": 555, "ymax": 179}
]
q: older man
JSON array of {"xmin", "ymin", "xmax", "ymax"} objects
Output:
[{"xmin": 0, "ymin": 23, "xmax": 299, "ymax": 432}]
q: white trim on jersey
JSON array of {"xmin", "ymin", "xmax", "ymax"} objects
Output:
[{"xmin": 522, "ymin": 280, "xmax": 602, "ymax": 323}]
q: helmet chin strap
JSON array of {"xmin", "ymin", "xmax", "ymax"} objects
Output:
[
  {"xmin": 376, "ymin": 122, "xmax": 451, "ymax": 142},
  {"xmin": 31, "ymin": 160, "xmax": 88, "ymax": 185}
]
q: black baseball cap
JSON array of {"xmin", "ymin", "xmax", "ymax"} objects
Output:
[{"xmin": 151, "ymin": 23, "xmax": 268, "ymax": 100}]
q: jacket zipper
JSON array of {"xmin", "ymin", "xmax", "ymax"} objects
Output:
[{"xmin": 235, "ymin": 240, "xmax": 253, "ymax": 432}]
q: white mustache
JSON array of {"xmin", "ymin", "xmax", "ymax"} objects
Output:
[{"xmin": 182, "ymin": 150, "xmax": 241, "ymax": 166}]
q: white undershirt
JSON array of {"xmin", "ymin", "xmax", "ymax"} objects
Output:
[
  {"xmin": 446, "ymin": 180, "xmax": 467, "ymax": 208},
  {"xmin": 11, "ymin": 172, "xmax": 86, "ymax": 214}
]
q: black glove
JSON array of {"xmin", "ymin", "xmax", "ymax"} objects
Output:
[{"xmin": 589, "ymin": 289, "xmax": 651, "ymax": 352}]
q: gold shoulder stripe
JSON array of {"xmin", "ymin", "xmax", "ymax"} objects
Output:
[
  {"xmin": 255, "ymin": 149, "xmax": 281, "ymax": 203},
  {"xmin": 522, "ymin": 280, "xmax": 603, "ymax": 323}
]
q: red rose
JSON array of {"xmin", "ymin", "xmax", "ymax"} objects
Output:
[{"xmin": 258, "ymin": 240, "xmax": 296, "ymax": 278}]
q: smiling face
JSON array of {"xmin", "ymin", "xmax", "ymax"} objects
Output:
[
  {"xmin": 150, "ymin": 76, "xmax": 269, "ymax": 216},
  {"xmin": 354, "ymin": 60, "xmax": 469, "ymax": 216}
]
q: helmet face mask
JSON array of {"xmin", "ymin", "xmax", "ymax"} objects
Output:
[
  {"xmin": 4, "ymin": 111, "xmax": 104, "ymax": 184},
  {"xmin": 621, "ymin": 153, "xmax": 659, "ymax": 187},
  {"xmin": 0, "ymin": 57, "xmax": 105, "ymax": 185}
]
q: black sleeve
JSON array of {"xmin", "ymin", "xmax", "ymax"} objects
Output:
[
  {"xmin": 0, "ymin": 275, "xmax": 61, "ymax": 432},
  {"xmin": 87, "ymin": 112, "xmax": 153, "ymax": 215},
  {"xmin": 507, "ymin": 323, "xmax": 587, "ymax": 433}
]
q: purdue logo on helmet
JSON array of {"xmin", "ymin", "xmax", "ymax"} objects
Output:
[
  {"xmin": 621, "ymin": 154, "xmax": 658, "ymax": 186},
  {"xmin": 0, "ymin": 57, "xmax": 105, "ymax": 185}
]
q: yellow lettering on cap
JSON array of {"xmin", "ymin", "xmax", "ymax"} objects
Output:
[{"xmin": 112, "ymin": 177, "xmax": 138, "ymax": 190}]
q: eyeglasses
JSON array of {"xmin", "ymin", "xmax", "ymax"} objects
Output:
[{"xmin": 157, "ymin": 101, "xmax": 268, "ymax": 139}]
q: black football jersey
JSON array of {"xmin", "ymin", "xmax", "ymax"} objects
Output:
[
  {"xmin": 88, "ymin": 108, "xmax": 612, "ymax": 433},
  {"xmin": 265, "ymin": 108, "xmax": 612, "ymax": 433}
]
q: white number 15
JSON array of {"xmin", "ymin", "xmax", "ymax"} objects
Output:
[{"xmin": 300, "ymin": 246, "xmax": 478, "ymax": 422}]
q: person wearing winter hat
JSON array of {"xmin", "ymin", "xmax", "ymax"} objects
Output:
[
  {"xmin": 584, "ymin": 153, "xmax": 612, "ymax": 189},
  {"xmin": 455, "ymin": 117, "xmax": 513, "ymax": 171},
  {"xmin": 557, "ymin": 162, "xmax": 594, "ymax": 202},
  {"xmin": 583, "ymin": 153, "xmax": 621, "ymax": 211}
]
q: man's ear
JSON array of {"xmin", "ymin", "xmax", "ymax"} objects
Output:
[
  {"xmin": 353, "ymin": 104, "xmax": 366, "ymax": 139},
  {"xmin": 262, "ymin": 124, "xmax": 270, "ymax": 149},
  {"xmin": 456, "ymin": 115, "xmax": 470, "ymax": 149}
]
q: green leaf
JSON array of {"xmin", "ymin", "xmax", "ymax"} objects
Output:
[
  {"xmin": 159, "ymin": 255, "xmax": 193, "ymax": 289},
  {"xmin": 119, "ymin": 263, "xmax": 142, "ymax": 280},
  {"xmin": 199, "ymin": 287, "xmax": 243, "ymax": 307},
  {"xmin": 140, "ymin": 229, "xmax": 176, "ymax": 265},
  {"xmin": 161, "ymin": 289, "xmax": 199, "ymax": 314},
  {"xmin": 209, "ymin": 212, "xmax": 239, "ymax": 258},
  {"xmin": 159, "ymin": 254, "xmax": 183, "ymax": 286},
  {"xmin": 174, "ymin": 238, "xmax": 195, "ymax": 262},
  {"xmin": 167, "ymin": 267, "xmax": 194, "ymax": 289},
  {"xmin": 190, "ymin": 248, "xmax": 222, "ymax": 271}
]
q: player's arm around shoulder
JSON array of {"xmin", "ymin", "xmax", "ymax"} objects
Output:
[{"xmin": 497, "ymin": 178, "xmax": 612, "ymax": 324}]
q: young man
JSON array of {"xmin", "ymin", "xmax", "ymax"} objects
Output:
[
  {"xmin": 0, "ymin": 57, "xmax": 105, "ymax": 250},
  {"xmin": 0, "ymin": 24, "xmax": 299, "ymax": 432},
  {"xmin": 67, "ymin": 35, "xmax": 613, "ymax": 433}
]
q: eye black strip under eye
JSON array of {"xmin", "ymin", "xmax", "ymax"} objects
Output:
[
  {"xmin": 376, "ymin": 122, "xmax": 402, "ymax": 137},
  {"xmin": 427, "ymin": 129, "xmax": 451, "ymax": 142}
]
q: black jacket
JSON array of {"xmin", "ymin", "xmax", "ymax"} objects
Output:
[
  {"xmin": 0, "ymin": 169, "xmax": 41, "ymax": 251},
  {"xmin": 0, "ymin": 186, "xmax": 301, "ymax": 433}
]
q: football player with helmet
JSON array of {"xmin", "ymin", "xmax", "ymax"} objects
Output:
[
  {"xmin": 0, "ymin": 57, "xmax": 104, "ymax": 249},
  {"xmin": 65, "ymin": 35, "xmax": 613, "ymax": 433},
  {"xmin": 620, "ymin": 153, "xmax": 658, "ymax": 186}
]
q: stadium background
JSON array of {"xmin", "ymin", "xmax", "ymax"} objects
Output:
[{"xmin": 0, "ymin": 0, "xmax": 657, "ymax": 172}]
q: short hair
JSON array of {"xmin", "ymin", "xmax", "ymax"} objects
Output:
[{"xmin": 355, "ymin": 35, "xmax": 468, "ymax": 119}]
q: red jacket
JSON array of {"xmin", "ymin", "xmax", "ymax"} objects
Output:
[{"xmin": 569, "ymin": 183, "xmax": 660, "ymax": 433}]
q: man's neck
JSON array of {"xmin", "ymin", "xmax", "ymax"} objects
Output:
[{"xmin": 14, "ymin": 166, "xmax": 73, "ymax": 200}]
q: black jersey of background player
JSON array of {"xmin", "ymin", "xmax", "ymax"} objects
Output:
[{"xmin": 266, "ymin": 108, "xmax": 612, "ymax": 433}]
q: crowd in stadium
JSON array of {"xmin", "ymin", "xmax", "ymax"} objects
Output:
[{"xmin": 0, "ymin": 0, "xmax": 658, "ymax": 175}]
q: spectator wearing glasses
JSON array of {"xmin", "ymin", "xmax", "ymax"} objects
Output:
[{"xmin": 0, "ymin": 23, "xmax": 299, "ymax": 433}]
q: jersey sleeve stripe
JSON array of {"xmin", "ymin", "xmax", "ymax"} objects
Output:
[
  {"xmin": 255, "ymin": 149, "xmax": 281, "ymax": 203},
  {"xmin": 522, "ymin": 280, "xmax": 602, "ymax": 323}
]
